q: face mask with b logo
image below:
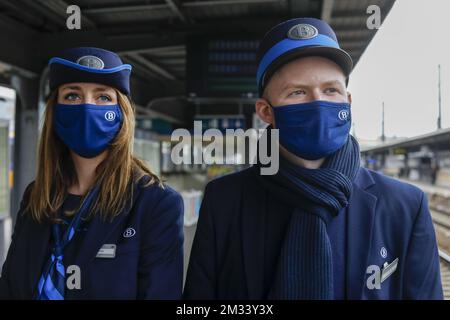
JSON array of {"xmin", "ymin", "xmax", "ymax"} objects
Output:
[
  {"xmin": 271, "ymin": 100, "xmax": 351, "ymax": 160},
  {"xmin": 53, "ymin": 103, "xmax": 123, "ymax": 158}
]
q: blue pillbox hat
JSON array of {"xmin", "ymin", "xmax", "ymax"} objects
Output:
[{"xmin": 49, "ymin": 47, "xmax": 132, "ymax": 95}]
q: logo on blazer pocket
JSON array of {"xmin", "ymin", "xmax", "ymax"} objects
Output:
[
  {"xmin": 123, "ymin": 227, "xmax": 136, "ymax": 238},
  {"xmin": 366, "ymin": 258, "xmax": 399, "ymax": 290}
]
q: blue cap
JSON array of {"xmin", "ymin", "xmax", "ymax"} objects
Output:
[
  {"xmin": 49, "ymin": 47, "xmax": 132, "ymax": 95},
  {"xmin": 256, "ymin": 17, "xmax": 353, "ymax": 96}
]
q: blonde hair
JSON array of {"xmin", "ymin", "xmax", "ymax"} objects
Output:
[{"xmin": 27, "ymin": 90, "xmax": 162, "ymax": 222}]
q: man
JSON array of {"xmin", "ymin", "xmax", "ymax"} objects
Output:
[{"xmin": 184, "ymin": 18, "xmax": 443, "ymax": 299}]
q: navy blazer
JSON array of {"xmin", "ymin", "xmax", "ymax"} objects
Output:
[
  {"xmin": 184, "ymin": 166, "xmax": 444, "ymax": 300},
  {"xmin": 0, "ymin": 179, "xmax": 184, "ymax": 299}
]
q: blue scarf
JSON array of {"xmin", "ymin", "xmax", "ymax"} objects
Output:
[
  {"xmin": 35, "ymin": 186, "xmax": 99, "ymax": 300},
  {"xmin": 257, "ymin": 132, "xmax": 360, "ymax": 299}
]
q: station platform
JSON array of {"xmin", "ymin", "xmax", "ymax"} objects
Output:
[{"xmin": 399, "ymin": 178, "xmax": 450, "ymax": 198}]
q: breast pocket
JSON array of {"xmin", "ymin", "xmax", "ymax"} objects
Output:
[
  {"xmin": 87, "ymin": 242, "xmax": 140, "ymax": 299},
  {"xmin": 364, "ymin": 258, "xmax": 401, "ymax": 299},
  {"xmin": 94, "ymin": 241, "xmax": 140, "ymax": 259}
]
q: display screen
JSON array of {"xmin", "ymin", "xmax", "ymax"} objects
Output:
[{"xmin": 187, "ymin": 37, "xmax": 259, "ymax": 97}]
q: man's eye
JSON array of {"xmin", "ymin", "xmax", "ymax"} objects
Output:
[
  {"xmin": 325, "ymin": 87, "xmax": 339, "ymax": 93},
  {"xmin": 64, "ymin": 93, "xmax": 79, "ymax": 101},
  {"xmin": 289, "ymin": 90, "xmax": 305, "ymax": 96},
  {"xmin": 98, "ymin": 95, "xmax": 112, "ymax": 102}
]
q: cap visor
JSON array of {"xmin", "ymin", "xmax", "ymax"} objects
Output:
[{"xmin": 261, "ymin": 45, "xmax": 353, "ymax": 92}]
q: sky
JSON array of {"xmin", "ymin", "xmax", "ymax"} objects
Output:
[{"xmin": 348, "ymin": 0, "xmax": 450, "ymax": 140}]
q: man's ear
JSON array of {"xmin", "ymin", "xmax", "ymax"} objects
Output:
[
  {"xmin": 347, "ymin": 91, "xmax": 352, "ymax": 104},
  {"xmin": 255, "ymin": 98, "xmax": 275, "ymax": 126}
]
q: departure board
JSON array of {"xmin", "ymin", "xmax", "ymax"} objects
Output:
[{"xmin": 187, "ymin": 37, "xmax": 259, "ymax": 97}]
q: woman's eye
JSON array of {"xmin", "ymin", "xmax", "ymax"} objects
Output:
[
  {"xmin": 64, "ymin": 93, "xmax": 80, "ymax": 101},
  {"xmin": 325, "ymin": 87, "xmax": 340, "ymax": 94},
  {"xmin": 98, "ymin": 95, "xmax": 112, "ymax": 102}
]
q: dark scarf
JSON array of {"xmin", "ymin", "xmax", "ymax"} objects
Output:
[{"xmin": 255, "ymin": 129, "xmax": 360, "ymax": 299}]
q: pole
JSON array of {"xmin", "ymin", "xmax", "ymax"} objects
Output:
[
  {"xmin": 438, "ymin": 64, "xmax": 442, "ymax": 130},
  {"xmin": 381, "ymin": 101, "xmax": 385, "ymax": 142}
]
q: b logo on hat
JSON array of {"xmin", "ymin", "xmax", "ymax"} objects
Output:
[
  {"xmin": 76, "ymin": 55, "xmax": 105, "ymax": 69},
  {"xmin": 287, "ymin": 24, "xmax": 318, "ymax": 40}
]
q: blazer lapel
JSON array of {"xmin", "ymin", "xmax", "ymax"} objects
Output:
[
  {"xmin": 241, "ymin": 169, "xmax": 267, "ymax": 299},
  {"xmin": 26, "ymin": 181, "xmax": 146, "ymax": 298},
  {"xmin": 346, "ymin": 167, "xmax": 378, "ymax": 299},
  {"xmin": 28, "ymin": 218, "xmax": 51, "ymax": 297}
]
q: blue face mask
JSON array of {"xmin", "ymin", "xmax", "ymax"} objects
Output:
[
  {"xmin": 53, "ymin": 103, "xmax": 123, "ymax": 158},
  {"xmin": 272, "ymin": 100, "xmax": 351, "ymax": 160}
]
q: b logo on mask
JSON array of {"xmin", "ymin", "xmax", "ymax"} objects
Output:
[
  {"xmin": 105, "ymin": 111, "xmax": 116, "ymax": 121},
  {"xmin": 338, "ymin": 110, "xmax": 349, "ymax": 121}
]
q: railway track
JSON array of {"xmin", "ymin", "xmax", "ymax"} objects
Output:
[
  {"xmin": 439, "ymin": 249, "xmax": 450, "ymax": 300},
  {"xmin": 427, "ymin": 193, "xmax": 450, "ymax": 300},
  {"xmin": 397, "ymin": 179, "xmax": 450, "ymax": 299}
]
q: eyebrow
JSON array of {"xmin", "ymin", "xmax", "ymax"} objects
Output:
[
  {"xmin": 321, "ymin": 80, "xmax": 345, "ymax": 88},
  {"xmin": 60, "ymin": 86, "xmax": 113, "ymax": 92},
  {"xmin": 280, "ymin": 79, "xmax": 345, "ymax": 91}
]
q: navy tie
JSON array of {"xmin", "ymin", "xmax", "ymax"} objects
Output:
[{"xmin": 36, "ymin": 186, "xmax": 99, "ymax": 300}]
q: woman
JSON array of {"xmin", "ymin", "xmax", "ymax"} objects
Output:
[{"xmin": 0, "ymin": 47, "xmax": 184, "ymax": 299}]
